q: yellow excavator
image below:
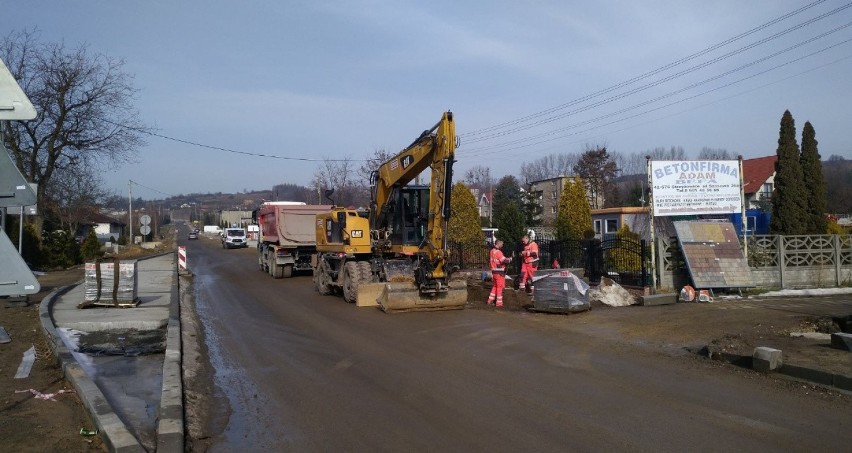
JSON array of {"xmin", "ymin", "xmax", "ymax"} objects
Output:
[{"xmin": 312, "ymin": 111, "xmax": 467, "ymax": 312}]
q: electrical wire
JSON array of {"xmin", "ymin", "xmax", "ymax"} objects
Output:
[
  {"xmin": 129, "ymin": 179, "xmax": 175, "ymax": 198},
  {"xmin": 460, "ymin": 0, "xmax": 848, "ymax": 139},
  {"xmin": 459, "ymin": 41, "xmax": 852, "ymax": 159},
  {"xmin": 99, "ymin": 117, "xmax": 365, "ymax": 162},
  {"xmin": 459, "ymin": 26, "xmax": 852, "ymax": 154}
]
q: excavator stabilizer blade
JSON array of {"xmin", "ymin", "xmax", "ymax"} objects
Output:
[
  {"xmin": 377, "ymin": 280, "xmax": 467, "ymax": 313},
  {"xmin": 356, "ymin": 283, "xmax": 386, "ymax": 307}
]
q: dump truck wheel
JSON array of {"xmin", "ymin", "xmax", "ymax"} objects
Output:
[
  {"xmin": 342, "ymin": 261, "xmax": 359, "ymax": 303},
  {"xmin": 267, "ymin": 252, "xmax": 277, "ymax": 277},
  {"xmin": 282, "ymin": 264, "xmax": 293, "ymax": 278}
]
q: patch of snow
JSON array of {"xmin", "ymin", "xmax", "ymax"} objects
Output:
[{"xmin": 758, "ymin": 287, "xmax": 852, "ymax": 298}]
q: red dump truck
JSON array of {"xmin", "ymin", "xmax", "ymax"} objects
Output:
[{"xmin": 254, "ymin": 202, "xmax": 332, "ymax": 278}]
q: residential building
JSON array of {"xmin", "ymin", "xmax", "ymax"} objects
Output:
[
  {"xmin": 741, "ymin": 155, "xmax": 777, "ymax": 210},
  {"xmin": 469, "ymin": 188, "xmax": 492, "ymax": 222},
  {"xmin": 79, "ymin": 212, "xmax": 126, "ymax": 243},
  {"xmin": 528, "ymin": 176, "xmax": 596, "ymax": 226}
]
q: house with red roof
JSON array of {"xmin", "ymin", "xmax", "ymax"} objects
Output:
[{"xmin": 741, "ymin": 155, "xmax": 777, "ymax": 210}]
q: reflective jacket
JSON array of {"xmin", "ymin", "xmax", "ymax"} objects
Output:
[
  {"xmin": 490, "ymin": 247, "xmax": 509, "ymax": 273},
  {"xmin": 522, "ymin": 241, "xmax": 539, "ymax": 264}
]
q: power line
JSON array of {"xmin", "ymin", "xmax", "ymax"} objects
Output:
[
  {"xmin": 129, "ymin": 179, "xmax": 175, "ymax": 198},
  {"xmin": 460, "ymin": 0, "xmax": 846, "ymax": 139},
  {"xmin": 459, "ymin": 25, "xmax": 852, "ymax": 154},
  {"xmin": 100, "ymin": 117, "xmax": 363, "ymax": 162},
  {"xmin": 459, "ymin": 40, "xmax": 852, "ymax": 159}
]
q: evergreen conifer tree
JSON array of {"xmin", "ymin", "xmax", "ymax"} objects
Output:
[
  {"xmin": 448, "ymin": 182, "xmax": 485, "ymax": 246},
  {"xmin": 770, "ymin": 110, "xmax": 808, "ymax": 234},
  {"xmin": 800, "ymin": 121, "xmax": 827, "ymax": 234},
  {"xmin": 494, "ymin": 202, "xmax": 526, "ymax": 258},
  {"xmin": 555, "ymin": 177, "xmax": 592, "ymax": 241},
  {"xmin": 81, "ymin": 229, "xmax": 103, "ymax": 261}
]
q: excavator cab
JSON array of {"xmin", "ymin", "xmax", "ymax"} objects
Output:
[{"xmin": 390, "ymin": 186, "xmax": 429, "ymax": 246}]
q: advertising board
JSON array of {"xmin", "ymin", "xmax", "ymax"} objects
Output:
[{"xmin": 650, "ymin": 160, "xmax": 742, "ymax": 217}]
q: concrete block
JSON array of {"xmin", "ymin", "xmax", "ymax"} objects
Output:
[
  {"xmin": 752, "ymin": 346, "xmax": 783, "ymax": 373},
  {"xmin": 639, "ymin": 293, "xmax": 677, "ymax": 306},
  {"xmin": 830, "ymin": 332, "xmax": 852, "ymax": 352}
]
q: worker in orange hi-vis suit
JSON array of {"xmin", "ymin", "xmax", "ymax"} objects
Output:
[
  {"xmin": 519, "ymin": 234, "xmax": 539, "ymax": 293},
  {"xmin": 487, "ymin": 239, "xmax": 512, "ymax": 307}
]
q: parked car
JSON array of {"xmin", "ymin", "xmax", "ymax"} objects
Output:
[{"xmin": 188, "ymin": 232, "xmax": 199, "ymax": 240}]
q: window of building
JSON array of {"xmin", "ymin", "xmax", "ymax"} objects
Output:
[
  {"xmin": 594, "ymin": 220, "xmax": 602, "ymax": 235},
  {"xmin": 551, "ymin": 206, "xmax": 557, "ymax": 214},
  {"xmin": 605, "ymin": 218, "xmax": 618, "ymax": 233},
  {"xmin": 551, "ymin": 191, "xmax": 557, "ymax": 200},
  {"xmin": 761, "ymin": 182, "xmax": 773, "ymax": 198}
]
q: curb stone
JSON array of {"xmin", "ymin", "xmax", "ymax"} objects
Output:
[{"xmin": 704, "ymin": 349, "xmax": 852, "ymax": 392}]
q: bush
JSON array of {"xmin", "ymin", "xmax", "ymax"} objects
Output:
[{"xmin": 42, "ymin": 230, "xmax": 81, "ymax": 269}]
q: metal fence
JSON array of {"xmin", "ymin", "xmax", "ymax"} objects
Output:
[{"xmin": 448, "ymin": 237, "xmax": 649, "ymax": 287}]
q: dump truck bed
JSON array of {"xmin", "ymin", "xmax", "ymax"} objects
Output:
[{"xmin": 259, "ymin": 204, "xmax": 332, "ymax": 247}]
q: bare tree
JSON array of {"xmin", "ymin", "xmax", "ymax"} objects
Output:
[
  {"xmin": 610, "ymin": 151, "xmax": 646, "ymax": 176},
  {"xmin": 573, "ymin": 146, "xmax": 619, "ymax": 209},
  {"xmin": 519, "ymin": 152, "xmax": 579, "ymax": 183},
  {"xmin": 646, "ymin": 146, "xmax": 688, "ymax": 161},
  {"xmin": 313, "ymin": 156, "xmax": 360, "ymax": 207},
  {"xmin": 697, "ymin": 147, "xmax": 739, "ymax": 160},
  {"xmin": 461, "ymin": 165, "xmax": 492, "ymax": 192},
  {"xmin": 356, "ymin": 148, "xmax": 393, "ymax": 201},
  {"xmin": 44, "ymin": 163, "xmax": 110, "ymax": 233},
  {"xmin": 1, "ymin": 29, "xmax": 149, "ymax": 215}
]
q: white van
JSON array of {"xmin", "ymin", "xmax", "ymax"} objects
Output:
[{"xmin": 222, "ymin": 227, "xmax": 248, "ymax": 249}]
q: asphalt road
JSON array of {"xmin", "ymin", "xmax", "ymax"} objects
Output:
[{"xmin": 180, "ymin": 229, "xmax": 852, "ymax": 452}]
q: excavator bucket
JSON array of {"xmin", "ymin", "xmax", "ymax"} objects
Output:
[{"xmin": 376, "ymin": 279, "xmax": 467, "ymax": 313}]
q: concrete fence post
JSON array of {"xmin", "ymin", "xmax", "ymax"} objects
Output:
[
  {"xmin": 835, "ymin": 234, "xmax": 841, "ymax": 287},
  {"xmin": 778, "ymin": 235, "xmax": 786, "ymax": 289}
]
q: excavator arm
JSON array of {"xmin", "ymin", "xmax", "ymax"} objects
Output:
[{"xmin": 370, "ymin": 111, "xmax": 456, "ymax": 282}]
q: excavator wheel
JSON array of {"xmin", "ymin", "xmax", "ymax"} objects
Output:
[
  {"xmin": 342, "ymin": 261, "xmax": 362, "ymax": 303},
  {"xmin": 315, "ymin": 262, "xmax": 333, "ymax": 296}
]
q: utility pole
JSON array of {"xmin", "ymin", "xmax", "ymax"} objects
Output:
[
  {"xmin": 128, "ymin": 180, "xmax": 133, "ymax": 243},
  {"xmin": 489, "ymin": 180, "xmax": 493, "ymax": 228}
]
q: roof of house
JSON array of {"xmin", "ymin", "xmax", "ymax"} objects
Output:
[
  {"xmin": 742, "ymin": 155, "xmax": 777, "ymax": 195},
  {"xmin": 84, "ymin": 211, "xmax": 126, "ymax": 226}
]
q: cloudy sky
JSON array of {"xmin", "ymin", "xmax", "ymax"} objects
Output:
[{"xmin": 4, "ymin": 1, "xmax": 852, "ymax": 199}]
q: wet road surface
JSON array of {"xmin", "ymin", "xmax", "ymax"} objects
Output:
[{"xmin": 182, "ymin": 232, "xmax": 852, "ymax": 452}]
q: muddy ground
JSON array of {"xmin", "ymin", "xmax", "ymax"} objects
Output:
[
  {"xmin": 0, "ymin": 267, "xmax": 105, "ymax": 452},
  {"xmin": 467, "ymin": 278, "xmax": 852, "ymax": 379}
]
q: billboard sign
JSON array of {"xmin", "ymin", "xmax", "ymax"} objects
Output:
[{"xmin": 650, "ymin": 160, "xmax": 742, "ymax": 216}]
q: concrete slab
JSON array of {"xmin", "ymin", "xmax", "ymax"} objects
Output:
[{"xmin": 639, "ymin": 293, "xmax": 677, "ymax": 306}]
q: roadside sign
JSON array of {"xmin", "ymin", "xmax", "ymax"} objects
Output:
[
  {"xmin": 140, "ymin": 215, "xmax": 152, "ymax": 225},
  {"xmin": 139, "ymin": 225, "xmax": 152, "ymax": 235}
]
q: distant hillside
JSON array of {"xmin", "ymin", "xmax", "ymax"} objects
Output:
[{"xmin": 103, "ymin": 182, "xmax": 314, "ymax": 212}]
